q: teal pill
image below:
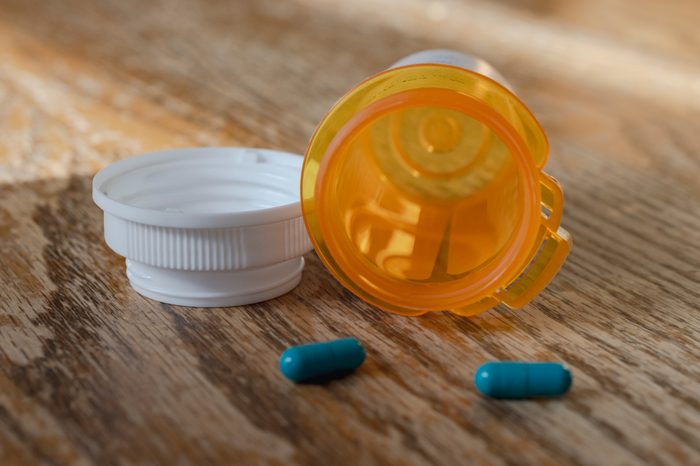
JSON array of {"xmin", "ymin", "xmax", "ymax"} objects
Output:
[
  {"xmin": 279, "ymin": 337, "xmax": 366, "ymax": 383},
  {"xmin": 474, "ymin": 361, "xmax": 572, "ymax": 399}
]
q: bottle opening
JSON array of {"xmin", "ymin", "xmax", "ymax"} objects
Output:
[{"xmin": 313, "ymin": 88, "xmax": 540, "ymax": 311}]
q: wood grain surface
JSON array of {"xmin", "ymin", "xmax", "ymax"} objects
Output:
[{"xmin": 0, "ymin": 0, "xmax": 699, "ymax": 465}]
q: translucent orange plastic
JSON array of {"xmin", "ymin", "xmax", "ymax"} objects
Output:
[{"xmin": 301, "ymin": 62, "xmax": 572, "ymax": 316}]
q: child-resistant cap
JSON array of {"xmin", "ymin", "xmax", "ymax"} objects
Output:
[{"xmin": 93, "ymin": 147, "xmax": 312, "ymax": 307}]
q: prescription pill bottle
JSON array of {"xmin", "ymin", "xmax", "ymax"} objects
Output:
[{"xmin": 301, "ymin": 50, "xmax": 572, "ymax": 316}]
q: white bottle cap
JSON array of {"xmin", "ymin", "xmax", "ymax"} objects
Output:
[{"xmin": 92, "ymin": 147, "xmax": 313, "ymax": 307}]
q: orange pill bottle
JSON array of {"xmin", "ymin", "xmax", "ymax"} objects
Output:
[{"xmin": 301, "ymin": 50, "xmax": 572, "ymax": 316}]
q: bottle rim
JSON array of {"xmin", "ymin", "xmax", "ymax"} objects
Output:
[{"xmin": 302, "ymin": 65, "xmax": 552, "ymax": 314}]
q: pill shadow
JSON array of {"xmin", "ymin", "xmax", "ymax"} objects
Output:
[
  {"xmin": 294, "ymin": 368, "xmax": 360, "ymax": 385},
  {"xmin": 477, "ymin": 394, "xmax": 570, "ymax": 403},
  {"xmin": 473, "ymin": 381, "xmax": 583, "ymax": 405}
]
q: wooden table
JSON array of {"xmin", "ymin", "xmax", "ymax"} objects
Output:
[{"xmin": 1, "ymin": 1, "xmax": 698, "ymax": 464}]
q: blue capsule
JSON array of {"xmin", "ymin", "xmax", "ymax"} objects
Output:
[
  {"xmin": 474, "ymin": 361, "xmax": 572, "ymax": 399},
  {"xmin": 279, "ymin": 337, "xmax": 366, "ymax": 383}
]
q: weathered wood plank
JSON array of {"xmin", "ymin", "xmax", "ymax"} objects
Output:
[{"xmin": 0, "ymin": 1, "xmax": 698, "ymax": 465}]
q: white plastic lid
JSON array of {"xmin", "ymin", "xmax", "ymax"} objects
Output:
[{"xmin": 92, "ymin": 147, "xmax": 313, "ymax": 307}]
